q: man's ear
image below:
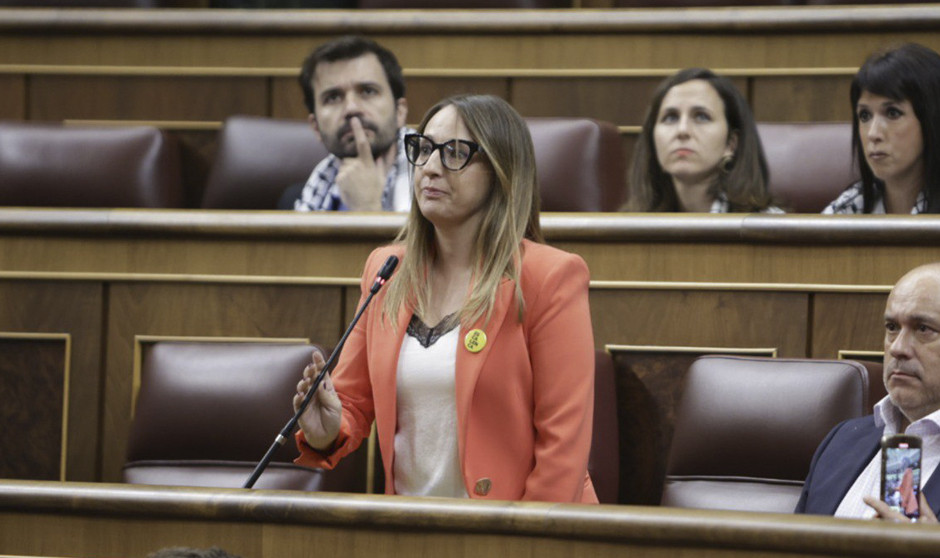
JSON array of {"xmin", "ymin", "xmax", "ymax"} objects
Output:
[
  {"xmin": 724, "ymin": 129, "xmax": 739, "ymax": 158},
  {"xmin": 308, "ymin": 113, "xmax": 323, "ymax": 140},
  {"xmin": 395, "ymin": 97, "xmax": 408, "ymax": 129}
]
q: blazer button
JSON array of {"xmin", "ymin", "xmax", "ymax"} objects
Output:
[{"xmin": 474, "ymin": 478, "xmax": 491, "ymax": 496}]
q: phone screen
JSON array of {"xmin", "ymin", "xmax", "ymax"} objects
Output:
[{"xmin": 882, "ymin": 441, "xmax": 922, "ymax": 519}]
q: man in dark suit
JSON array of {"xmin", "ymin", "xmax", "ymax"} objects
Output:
[{"xmin": 796, "ymin": 263, "xmax": 940, "ymax": 522}]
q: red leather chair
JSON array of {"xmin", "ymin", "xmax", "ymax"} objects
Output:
[
  {"xmin": 757, "ymin": 122, "xmax": 859, "ymax": 213},
  {"xmin": 661, "ymin": 355, "xmax": 869, "ymax": 513},
  {"xmin": 201, "ymin": 116, "xmax": 328, "ymax": 209},
  {"xmin": 124, "ymin": 341, "xmax": 369, "ymax": 492},
  {"xmin": 0, "ymin": 122, "xmax": 183, "ymax": 208},
  {"xmin": 527, "ymin": 118, "xmax": 627, "ymax": 212},
  {"xmin": 203, "ymin": 115, "xmax": 626, "ymax": 212}
]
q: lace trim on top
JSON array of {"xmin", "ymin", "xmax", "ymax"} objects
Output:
[{"xmin": 406, "ymin": 313, "xmax": 459, "ymax": 348}]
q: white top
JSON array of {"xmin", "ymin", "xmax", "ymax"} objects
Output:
[
  {"xmin": 392, "ymin": 324, "xmax": 467, "ymax": 498},
  {"xmin": 834, "ymin": 397, "xmax": 940, "ymax": 519}
]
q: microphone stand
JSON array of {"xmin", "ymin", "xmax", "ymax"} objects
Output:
[{"xmin": 243, "ymin": 255, "xmax": 398, "ymax": 489}]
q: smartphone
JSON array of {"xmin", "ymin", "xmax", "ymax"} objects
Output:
[{"xmin": 881, "ymin": 434, "xmax": 923, "ymax": 520}]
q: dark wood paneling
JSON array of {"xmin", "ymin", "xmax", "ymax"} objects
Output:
[
  {"xmin": 0, "ymin": 337, "xmax": 67, "ymax": 481},
  {"xmin": 271, "ymin": 75, "xmax": 309, "ymax": 120},
  {"xmin": 811, "ymin": 292, "xmax": 886, "ymax": 359},
  {"xmin": 611, "ymin": 349, "xmax": 700, "ymax": 506},
  {"xmin": 591, "ymin": 289, "xmax": 807, "ymax": 356},
  {"xmin": 751, "ymin": 75, "xmax": 854, "ymax": 122},
  {"xmin": 512, "ymin": 77, "xmax": 747, "ymax": 126},
  {"xmin": 101, "ymin": 282, "xmax": 345, "ymax": 482},
  {"xmin": 512, "ymin": 77, "xmax": 661, "ymax": 125},
  {"xmin": 29, "ymin": 76, "xmax": 268, "ymax": 121},
  {"xmin": 272, "ymin": 75, "xmax": 512, "ymax": 124},
  {"xmin": 175, "ymin": 128, "xmax": 219, "ymax": 208},
  {"xmin": 0, "ymin": 74, "xmax": 25, "ymax": 120},
  {"xmin": 406, "ymin": 77, "xmax": 510, "ymax": 122},
  {"xmin": 0, "ymin": 281, "xmax": 103, "ymax": 482},
  {"xmin": 2, "ymin": 9, "xmax": 940, "ymax": 74},
  {"xmin": 565, "ymin": 240, "xmax": 940, "ymax": 285},
  {"xmin": 811, "ymin": 291, "xmax": 890, "ymax": 415}
]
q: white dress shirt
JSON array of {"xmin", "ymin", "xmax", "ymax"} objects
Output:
[{"xmin": 834, "ymin": 397, "xmax": 940, "ymax": 519}]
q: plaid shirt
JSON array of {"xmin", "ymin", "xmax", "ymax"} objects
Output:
[
  {"xmin": 294, "ymin": 127, "xmax": 413, "ymax": 212},
  {"xmin": 822, "ymin": 181, "xmax": 927, "ymax": 214},
  {"xmin": 709, "ymin": 192, "xmax": 785, "ymax": 214}
]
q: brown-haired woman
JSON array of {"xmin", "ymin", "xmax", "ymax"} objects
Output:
[
  {"xmin": 293, "ymin": 94, "xmax": 598, "ymax": 504},
  {"xmin": 628, "ymin": 67, "xmax": 781, "ymax": 213}
]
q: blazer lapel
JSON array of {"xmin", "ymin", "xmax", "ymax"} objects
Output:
[
  {"xmin": 369, "ymin": 304, "xmax": 412, "ymax": 479},
  {"xmin": 818, "ymin": 423, "xmax": 882, "ymax": 515},
  {"xmin": 454, "ymin": 279, "xmax": 515, "ymax": 461}
]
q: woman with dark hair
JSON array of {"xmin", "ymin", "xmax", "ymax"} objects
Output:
[
  {"xmin": 627, "ymin": 68, "xmax": 781, "ymax": 213},
  {"xmin": 824, "ymin": 43, "xmax": 940, "ymax": 214},
  {"xmin": 292, "ymin": 94, "xmax": 598, "ymax": 503}
]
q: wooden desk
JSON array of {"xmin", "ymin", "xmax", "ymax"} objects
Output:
[
  {"xmin": 0, "ymin": 210, "xmax": 937, "ymax": 498},
  {"xmin": 3, "ymin": 6, "xmax": 940, "ymax": 126},
  {"xmin": 1, "ymin": 480, "xmax": 938, "ymax": 558},
  {"xmin": 1, "ymin": 209, "xmax": 939, "ymax": 283},
  {"xmin": 2, "ymin": 6, "xmax": 940, "ymax": 70}
]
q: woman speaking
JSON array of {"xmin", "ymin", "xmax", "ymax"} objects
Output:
[{"xmin": 293, "ymin": 94, "xmax": 598, "ymax": 504}]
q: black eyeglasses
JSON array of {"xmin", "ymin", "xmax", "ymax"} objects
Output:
[{"xmin": 404, "ymin": 133, "xmax": 485, "ymax": 171}]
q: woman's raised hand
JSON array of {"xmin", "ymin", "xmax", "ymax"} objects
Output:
[{"xmin": 294, "ymin": 350, "xmax": 342, "ymax": 451}]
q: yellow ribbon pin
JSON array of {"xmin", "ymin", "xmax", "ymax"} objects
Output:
[{"xmin": 464, "ymin": 329, "xmax": 486, "ymax": 353}]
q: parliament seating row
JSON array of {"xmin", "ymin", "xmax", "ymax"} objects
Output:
[
  {"xmin": 122, "ymin": 339, "xmax": 872, "ymax": 511},
  {"xmin": 0, "ymin": 117, "xmax": 857, "ymax": 213},
  {"xmin": 0, "ymin": 122, "xmax": 184, "ymax": 208},
  {"xmin": 207, "ymin": 116, "xmax": 627, "ymax": 211},
  {"xmin": 0, "ymin": 117, "xmax": 630, "ymax": 212},
  {"xmin": 123, "ymin": 341, "xmax": 369, "ymax": 492},
  {"xmin": 662, "ymin": 355, "xmax": 868, "ymax": 513},
  {"xmin": 124, "ymin": 341, "xmax": 621, "ymax": 503}
]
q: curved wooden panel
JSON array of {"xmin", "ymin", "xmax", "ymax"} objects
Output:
[
  {"xmin": 0, "ymin": 6, "xmax": 938, "ymax": 34},
  {"xmin": 2, "ymin": 480, "xmax": 940, "ymax": 558},
  {"xmin": 1, "ymin": 7, "xmax": 939, "ymax": 72},
  {"xmin": 0, "ymin": 211, "xmax": 939, "ymax": 285}
]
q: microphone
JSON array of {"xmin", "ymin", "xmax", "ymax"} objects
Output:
[
  {"xmin": 371, "ymin": 255, "xmax": 399, "ymax": 293},
  {"xmin": 243, "ymin": 254, "xmax": 399, "ymax": 489}
]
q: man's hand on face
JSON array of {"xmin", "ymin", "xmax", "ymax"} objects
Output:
[{"xmin": 335, "ymin": 116, "xmax": 392, "ymax": 211}]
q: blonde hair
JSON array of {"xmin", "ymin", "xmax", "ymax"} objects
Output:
[{"xmin": 383, "ymin": 94, "xmax": 542, "ymax": 328}]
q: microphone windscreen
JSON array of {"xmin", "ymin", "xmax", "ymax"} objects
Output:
[{"xmin": 377, "ymin": 255, "xmax": 399, "ymax": 280}]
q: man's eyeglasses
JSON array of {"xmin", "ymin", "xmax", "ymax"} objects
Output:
[{"xmin": 404, "ymin": 133, "xmax": 485, "ymax": 171}]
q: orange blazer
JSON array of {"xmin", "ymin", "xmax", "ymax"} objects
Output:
[{"xmin": 296, "ymin": 239, "xmax": 597, "ymax": 503}]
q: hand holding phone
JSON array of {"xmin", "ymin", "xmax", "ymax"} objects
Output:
[{"xmin": 881, "ymin": 434, "xmax": 923, "ymax": 520}]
